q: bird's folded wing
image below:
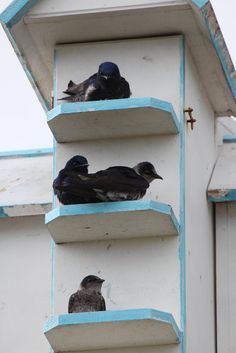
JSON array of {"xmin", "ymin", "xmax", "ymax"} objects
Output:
[
  {"xmin": 63, "ymin": 73, "xmax": 97, "ymax": 95},
  {"xmin": 119, "ymin": 76, "xmax": 131, "ymax": 98},
  {"xmin": 68, "ymin": 293, "xmax": 76, "ymax": 313}
]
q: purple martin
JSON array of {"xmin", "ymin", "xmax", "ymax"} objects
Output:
[
  {"xmin": 53, "ymin": 157, "xmax": 163, "ymax": 205},
  {"xmin": 53, "ymin": 155, "xmax": 90, "ymax": 205},
  {"xmin": 59, "ymin": 62, "xmax": 131, "ymax": 102},
  {"xmin": 68, "ymin": 275, "xmax": 106, "ymax": 313}
]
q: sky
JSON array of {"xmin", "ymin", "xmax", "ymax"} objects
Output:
[{"xmin": 0, "ymin": 0, "xmax": 235, "ymax": 152}]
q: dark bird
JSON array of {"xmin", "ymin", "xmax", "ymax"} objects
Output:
[
  {"xmin": 53, "ymin": 157, "xmax": 163, "ymax": 205},
  {"xmin": 68, "ymin": 275, "xmax": 106, "ymax": 313},
  {"xmin": 59, "ymin": 62, "xmax": 131, "ymax": 102},
  {"xmin": 53, "ymin": 155, "xmax": 89, "ymax": 205}
]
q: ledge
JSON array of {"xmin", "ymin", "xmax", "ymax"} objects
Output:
[
  {"xmin": 0, "ymin": 203, "xmax": 52, "ymax": 218},
  {"xmin": 223, "ymin": 135, "xmax": 236, "ymax": 143},
  {"xmin": 44, "ymin": 308, "xmax": 181, "ymax": 352},
  {"xmin": 208, "ymin": 141, "xmax": 236, "ymax": 202},
  {"xmin": 208, "ymin": 189, "xmax": 236, "ymax": 203},
  {"xmin": 45, "ymin": 200, "xmax": 179, "ymax": 243},
  {"xmin": 47, "ymin": 97, "xmax": 179, "ymax": 142}
]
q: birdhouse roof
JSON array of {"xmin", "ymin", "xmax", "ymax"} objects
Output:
[{"xmin": 1, "ymin": 0, "xmax": 236, "ymax": 116}]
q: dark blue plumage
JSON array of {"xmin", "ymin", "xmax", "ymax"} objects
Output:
[
  {"xmin": 53, "ymin": 156, "xmax": 163, "ymax": 205},
  {"xmin": 53, "ymin": 155, "xmax": 90, "ymax": 205},
  {"xmin": 59, "ymin": 62, "xmax": 131, "ymax": 102}
]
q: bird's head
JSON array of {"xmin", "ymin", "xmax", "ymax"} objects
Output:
[
  {"xmin": 133, "ymin": 162, "xmax": 163, "ymax": 183},
  {"xmin": 65, "ymin": 155, "xmax": 89, "ymax": 174},
  {"xmin": 80, "ymin": 275, "xmax": 105, "ymax": 292},
  {"xmin": 98, "ymin": 62, "xmax": 120, "ymax": 82}
]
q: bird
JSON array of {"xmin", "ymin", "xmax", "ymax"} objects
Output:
[
  {"xmin": 68, "ymin": 275, "xmax": 106, "ymax": 313},
  {"xmin": 53, "ymin": 155, "xmax": 89, "ymax": 205},
  {"xmin": 53, "ymin": 157, "xmax": 163, "ymax": 205},
  {"xmin": 59, "ymin": 62, "xmax": 131, "ymax": 102}
]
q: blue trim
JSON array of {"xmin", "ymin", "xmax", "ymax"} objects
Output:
[
  {"xmin": 208, "ymin": 189, "xmax": 236, "ymax": 203},
  {"xmin": 50, "ymin": 49, "xmax": 57, "ymax": 320},
  {"xmin": 44, "ymin": 308, "xmax": 182, "ymax": 342},
  {"xmin": 191, "ymin": 0, "xmax": 208, "ymax": 7},
  {"xmin": 45, "ymin": 200, "xmax": 179, "ymax": 233},
  {"xmin": 0, "ymin": 147, "xmax": 53, "ymax": 158},
  {"xmin": 50, "ymin": 239, "xmax": 55, "ymax": 318},
  {"xmin": 199, "ymin": 2, "xmax": 236, "ymax": 98},
  {"xmin": 223, "ymin": 135, "xmax": 236, "ymax": 143},
  {"xmin": 48, "ymin": 97, "xmax": 180, "ymax": 131},
  {"xmin": 0, "ymin": 0, "xmax": 37, "ymax": 27},
  {"xmin": 0, "ymin": 24, "xmax": 50, "ymax": 111},
  {"xmin": 179, "ymin": 36, "xmax": 186, "ymax": 353},
  {"xmin": 0, "ymin": 206, "xmax": 12, "ymax": 218}
]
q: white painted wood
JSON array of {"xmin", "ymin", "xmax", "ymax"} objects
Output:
[
  {"xmin": 48, "ymin": 101, "xmax": 179, "ymax": 143},
  {"xmin": 65, "ymin": 345, "xmax": 179, "ymax": 353},
  {"xmin": 55, "ymin": 37, "xmax": 181, "ymax": 114},
  {"xmin": 0, "ymin": 216, "xmax": 51, "ymax": 353},
  {"xmin": 45, "ymin": 313, "xmax": 179, "ymax": 352},
  {"xmin": 0, "ymin": 155, "xmax": 52, "ymax": 206},
  {"xmin": 46, "ymin": 204, "xmax": 178, "ymax": 243},
  {"xmin": 53, "ymin": 237, "xmax": 180, "ymax": 325},
  {"xmin": 216, "ymin": 203, "xmax": 236, "ymax": 353},
  {"xmin": 28, "ymin": 0, "xmax": 187, "ymax": 17},
  {"xmin": 208, "ymin": 142, "xmax": 236, "ymax": 197},
  {"xmin": 1, "ymin": 203, "xmax": 51, "ymax": 217},
  {"xmin": 9, "ymin": 3, "xmax": 236, "ymax": 115},
  {"xmin": 216, "ymin": 117, "xmax": 236, "ymax": 148},
  {"xmin": 185, "ymin": 46, "xmax": 216, "ymax": 353},
  {"xmin": 0, "ymin": 154, "xmax": 53, "ymax": 207}
]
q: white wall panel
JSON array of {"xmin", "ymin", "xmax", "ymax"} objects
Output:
[
  {"xmin": 185, "ymin": 44, "xmax": 216, "ymax": 353},
  {"xmin": 216, "ymin": 202, "xmax": 236, "ymax": 353},
  {"xmin": 0, "ymin": 216, "xmax": 51, "ymax": 353}
]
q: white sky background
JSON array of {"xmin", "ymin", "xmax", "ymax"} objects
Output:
[{"xmin": 0, "ymin": 0, "xmax": 235, "ymax": 152}]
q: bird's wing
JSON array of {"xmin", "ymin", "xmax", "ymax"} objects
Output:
[
  {"xmin": 88, "ymin": 167, "xmax": 149, "ymax": 193},
  {"xmin": 101, "ymin": 296, "xmax": 106, "ymax": 311},
  {"xmin": 119, "ymin": 77, "xmax": 131, "ymax": 98},
  {"xmin": 68, "ymin": 293, "xmax": 76, "ymax": 313},
  {"xmin": 60, "ymin": 73, "xmax": 97, "ymax": 101}
]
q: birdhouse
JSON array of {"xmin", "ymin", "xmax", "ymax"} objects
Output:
[{"xmin": 1, "ymin": 1, "xmax": 236, "ymax": 353}]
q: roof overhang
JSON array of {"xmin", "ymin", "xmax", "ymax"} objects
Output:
[{"xmin": 1, "ymin": 0, "xmax": 236, "ymax": 116}]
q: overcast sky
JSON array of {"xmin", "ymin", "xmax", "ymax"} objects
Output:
[{"xmin": 0, "ymin": 0, "xmax": 235, "ymax": 152}]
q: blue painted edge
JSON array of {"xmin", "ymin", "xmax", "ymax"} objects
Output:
[
  {"xmin": 0, "ymin": 0, "xmax": 37, "ymax": 27},
  {"xmin": 191, "ymin": 0, "xmax": 208, "ymax": 7},
  {"xmin": 0, "ymin": 147, "xmax": 53, "ymax": 158},
  {"xmin": 44, "ymin": 308, "xmax": 182, "ymax": 341},
  {"xmin": 197, "ymin": 1, "xmax": 236, "ymax": 98},
  {"xmin": 45, "ymin": 200, "xmax": 179, "ymax": 233},
  {"xmin": 47, "ymin": 97, "xmax": 180, "ymax": 133},
  {"xmin": 179, "ymin": 35, "xmax": 186, "ymax": 353},
  {"xmin": 0, "ymin": 24, "xmax": 50, "ymax": 111},
  {"xmin": 223, "ymin": 135, "xmax": 236, "ymax": 143},
  {"xmin": 208, "ymin": 189, "xmax": 236, "ymax": 203}
]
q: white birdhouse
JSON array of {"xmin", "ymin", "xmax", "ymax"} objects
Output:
[{"xmin": 0, "ymin": 1, "xmax": 236, "ymax": 353}]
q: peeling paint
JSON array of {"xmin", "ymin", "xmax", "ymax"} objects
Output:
[
  {"xmin": 208, "ymin": 189, "xmax": 229, "ymax": 198},
  {"xmin": 201, "ymin": 2, "xmax": 236, "ymax": 97},
  {"xmin": 0, "ymin": 203, "xmax": 52, "ymax": 218},
  {"xmin": 208, "ymin": 189, "xmax": 236, "ymax": 202}
]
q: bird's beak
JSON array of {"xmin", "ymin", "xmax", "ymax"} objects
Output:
[
  {"xmin": 98, "ymin": 278, "xmax": 105, "ymax": 283},
  {"xmin": 82, "ymin": 163, "xmax": 89, "ymax": 167},
  {"xmin": 154, "ymin": 173, "xmax": 163, "ymax": 180}
]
